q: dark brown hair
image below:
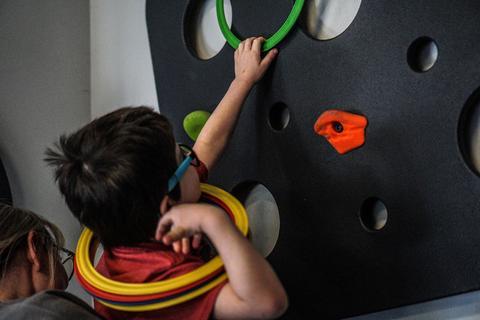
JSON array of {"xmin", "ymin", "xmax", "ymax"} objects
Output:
[
  {"xmin": 45, "ymin": 107, "xmax": 178, "ymax": 247},
  {"xmin": 0, "ymin": 204, "xmax": 65, "ymax": 285}
]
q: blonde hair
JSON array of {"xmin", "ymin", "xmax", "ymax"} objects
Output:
[{"xmin": 0, "ymin": 204, "xmax": 65, "ymax": 286}]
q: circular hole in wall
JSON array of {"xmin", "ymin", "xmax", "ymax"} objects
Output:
[
  {"xmin": 298, "ymin": 0, "xmax": 362, "ymax": 40},
  {"xmin": 359, "ymin": 197, "xmax": 388, "ymax": 232},
  {"xmin": 407, "ymin": 37, "xmax": 439, "ymax": 72},
  {"xmin": 269, "ymin": 102, "xmax": 290, "ymax": 131},
  {"xmin": 231, "ymin": 182, "xmax": 280, "ymax": 257},
  {"xmin": 459, "ymin": 88, "xmax": 480, "ymax": 176},
  {"xmin": 184, "ymin": 0, "xmax": 232, "ymax": 60}
]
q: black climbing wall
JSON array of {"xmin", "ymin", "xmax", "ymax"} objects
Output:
[
  {"xmin": 0, "ymin": 158, "xmax": 12, "ymax": 205},
  {"xmin": 146, "ymin": 1, "xmax": 480, "ymax": 318}
]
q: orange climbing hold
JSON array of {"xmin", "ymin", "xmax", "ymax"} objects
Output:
[{"xmin": 314, "ymin": 110, "xmax": 368, "ymax": 154}]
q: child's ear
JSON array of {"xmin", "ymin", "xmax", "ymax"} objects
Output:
[{"xmin": 160, "ymin": 195, "xmax": 171, "ymax": 215}]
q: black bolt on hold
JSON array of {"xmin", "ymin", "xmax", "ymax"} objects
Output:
[{"xmin": 333, "ymin": 121, "xmax": 343, "ymax": 133}]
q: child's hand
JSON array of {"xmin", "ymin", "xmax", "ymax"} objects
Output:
[
  {"xmin": 170, "ymin": 234, "xmax": 202, "ymax": 255},
  {"xmin": 155, "ymin": 203, "xmax": 225, "ymax": 252},
  {"xmin": 234, "ymin": 37, "xmax": 278, "ymax": 86}
]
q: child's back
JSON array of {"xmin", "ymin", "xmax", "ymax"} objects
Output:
[{"xmin": 95, "ymin": 242, "xmax": 222, "ymax": 319}]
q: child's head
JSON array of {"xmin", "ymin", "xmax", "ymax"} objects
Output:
[{"xmin": 45, "ymin": 107, "xmax": 200, "ymax": 248}]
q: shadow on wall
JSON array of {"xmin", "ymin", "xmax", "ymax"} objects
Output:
[{"xmin": 0, "ymin": 157, "xmax": 12, "ymax": 205}]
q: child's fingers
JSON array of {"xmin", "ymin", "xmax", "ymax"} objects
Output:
[
  {"xmin": 192, "ymin": 233, "xmax": 202, "ymax": 249},
  {"xmin": 163, "ymin": 226, "xmax": 187, "ymax": 246},
  {"xmin": 155, "ymin": 216, "xmax": 173, "ymax": 240},
  {"xmin": 260, "ymin": 48, "xmax": 278, "ymax": 70},
  {"xmin": 172, "ymin": 240, "xmax": 181, "ymax": 253},
  {"xmin": 252, "ymin": 37, "xmax": 265, "ymax": 54},
  {"xmin": 182, "ymin": 237, "xmax": 191, "ymax": 255},
  {"xmin": 244, "ymin": 37, "xmax": 255, "ymax": 51},
  {"xmin": 168, "ymin": 226, "xmax": 187, "ymax": 240},
  {"xmin": 238, "ymin": 40, "xmax": 245, "ymax": 53}
]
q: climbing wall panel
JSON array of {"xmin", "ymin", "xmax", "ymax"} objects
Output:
[{"xmin": 146, "ymin": 1, "xmax": 480, "ymax": 318}]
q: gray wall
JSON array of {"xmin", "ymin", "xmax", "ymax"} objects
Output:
[{"xmin": 0, "ymin": 0, "xmax": 90, "ymax": 298}]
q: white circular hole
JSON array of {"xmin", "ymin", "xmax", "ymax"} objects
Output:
[
  {"xmin": 359, "ymin": 197, "xmax": 388, "ymax": 232},
  {"xmin": 186, "ymin": 0, "xmax": 232, "ymax": 60},
  {"xmin": 299, "ymin": 0, "xmax": 362, "ymax": 41},
  {"xmin": 232, "ymin": 182, "xmax": 280, "ymax": 257}
]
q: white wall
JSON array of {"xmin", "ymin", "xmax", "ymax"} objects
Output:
[
  {"xmin": 0, "ymin": 0, "xmax": 90, "ymax": 299},
  {"xmin": 89, "ymin": 1, "xmax": 480, "ymax": 318},
  {"xmin": 90, "ymin": 0, "xmax": 158, "ymax": 118}
]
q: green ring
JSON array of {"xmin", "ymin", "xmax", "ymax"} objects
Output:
[{"xmin": 216, "ymin": 0, "xmax": 305, "ymax": 52}]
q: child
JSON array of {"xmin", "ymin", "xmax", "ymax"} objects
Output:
[{"xmin": 46, "ymin": 37, "xmax": 287, "ymax": 319}]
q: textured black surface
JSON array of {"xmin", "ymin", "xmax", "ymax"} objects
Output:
[
  {"xmin": 0, "ymin": 158, "xmax": 12, "ymax": 205},
  {"xmin": 146, "ymin": 1, "xmax": 480, "ymax": 318}
]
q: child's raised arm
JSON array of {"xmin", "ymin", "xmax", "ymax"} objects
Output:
[
  {"xmin": 155, "ymin": 203, "xmax": 288, "ymax": 319},
  {"xmin": 193, "ymin": 37, "xmax": 278, "ymax": 171}
]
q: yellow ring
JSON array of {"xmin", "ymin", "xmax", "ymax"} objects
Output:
[
  {"xmin": 75, "ymin": 183, "xmax": 248, "ymax": 295},
  {"xmin": 97, "ymin": 274, "xmax": 228, "ymax": 312}
]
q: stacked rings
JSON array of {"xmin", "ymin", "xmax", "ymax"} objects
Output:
[{"xmin": 74, "ymin": 183, "xmax": 249, "ymax": 312}]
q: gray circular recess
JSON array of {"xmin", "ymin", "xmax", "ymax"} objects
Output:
[
  {"xmin": 232, "ymin": 182, "xmax": 281, "ymax": 257},
  {"xmin": 185, "ymin": 0, "xmax": 232, "ymax": 60},
  {"xmin": 407, "ymin": 36, "xmax": 439, "ymax": 72},
  {"xmin": 359, "ymin": 197, "xmax": 388, "ymax": 232},
  {"xmin": 299, "ymin": 0, "xmax": 362, "ymax": 40},
  {"xmin": 459, "ymin": 88, "xmax": 480, "ymax": 176},
  {"xmin": 269, "ymin": 102, "xmax": 290, "ymax": 131}
]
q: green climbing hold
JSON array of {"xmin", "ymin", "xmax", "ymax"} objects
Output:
[{"xmin": 183, "ymin": 110, "xmax": 211, "ymax": 141}]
